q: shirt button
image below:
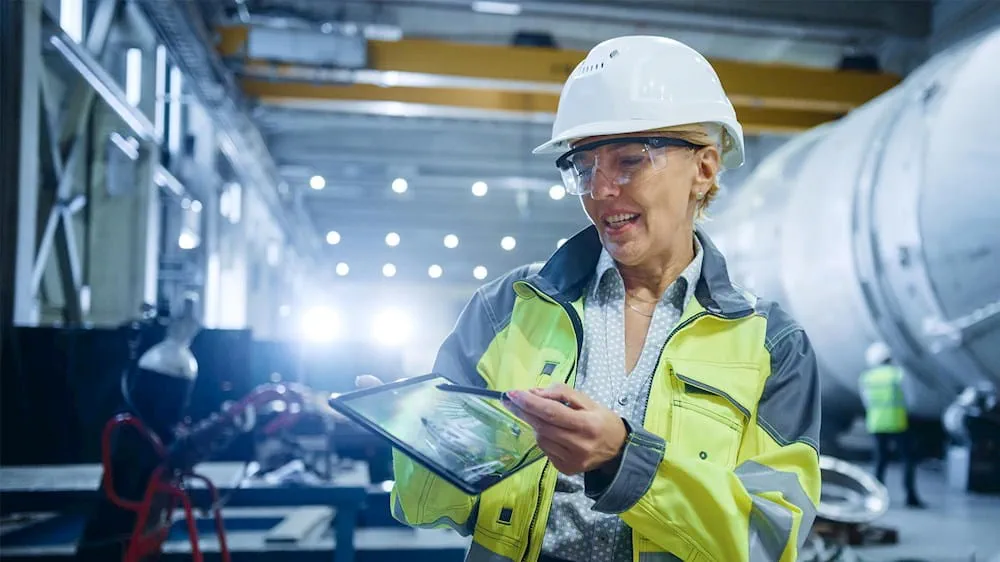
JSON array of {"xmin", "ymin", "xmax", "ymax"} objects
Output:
[{"xmin": 618, "ymin": 395, "xmax": 629, "ymax": 406}]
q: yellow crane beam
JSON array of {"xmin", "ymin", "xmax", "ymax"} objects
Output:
[{"xmin": 218, "ymin": 25, "xmax": 900, "ymax": 133}]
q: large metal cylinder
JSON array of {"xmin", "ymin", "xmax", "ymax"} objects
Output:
[{"xmin": 711, "ymin": 27, "xmax": 1000, "ymax": 421}]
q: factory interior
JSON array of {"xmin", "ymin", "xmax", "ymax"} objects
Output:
[{"xmin": 2, "ymin": 0, "xmax": 1000, "ymax": 561}]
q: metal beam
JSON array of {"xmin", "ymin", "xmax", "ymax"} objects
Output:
[
  {"xmin": 219, "ymin": 25, "xmax": 900, "ymax": 131},
  {"xmin": 247, "ymin": 78, "xmax": 842, "ymax": 134}
]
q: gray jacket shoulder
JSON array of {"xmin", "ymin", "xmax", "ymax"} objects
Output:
[
  {"xmin": 432, "ymin": 263, "xmax": 543, "ymax": 388},
  {"xmin": 752, "ymin": 296, "xmax": 822, "ymax": 453},
  {"xmin": 473, "ymin": 262, "xmax": 544, "ymax": 333}
]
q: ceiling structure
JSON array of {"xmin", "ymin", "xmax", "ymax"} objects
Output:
[{"xmin": 188, "ymin": 0, "xmax": 933, "ymax": 286}]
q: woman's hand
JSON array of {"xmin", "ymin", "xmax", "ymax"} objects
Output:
[
  {"xmin": 355, "ymin": 375, "xmax": 384, "ymax": 389},
  {"xmin": 504, "ymin": 383, "xmax": 628, "ymax": 475}
]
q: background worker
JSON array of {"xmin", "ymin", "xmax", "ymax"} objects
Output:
[{"xmin": 860, "ymin": 341, "xmax": 926, "ymax": 509}]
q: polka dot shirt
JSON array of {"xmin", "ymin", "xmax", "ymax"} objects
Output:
[{"xmin": 540, "ymin": 239, "xmax": 704, "ymax": 562}]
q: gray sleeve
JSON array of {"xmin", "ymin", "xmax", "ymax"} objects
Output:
[
  {"xmin": 758, "ymin": 305, "xmax": 822, "ymax": 453},
  {"xmin": 584, "ymin": 419, "xmax": 666, "ymax": 514}
]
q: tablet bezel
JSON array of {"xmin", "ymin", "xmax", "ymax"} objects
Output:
[{"xmin": 328, "ymin": 373, "xmax": 544, "ymax": 495}]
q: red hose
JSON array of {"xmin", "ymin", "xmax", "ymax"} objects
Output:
[{"xmin": 99, "ymin": 384, "xmax": 307, "ymax": 562}]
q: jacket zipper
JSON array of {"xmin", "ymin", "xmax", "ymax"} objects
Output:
[{"xmin": 518, "ymin": 282, "xmax": 583, "ymax": 562}]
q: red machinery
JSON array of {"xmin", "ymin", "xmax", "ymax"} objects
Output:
[{"xmin": 99, "ymin": 383, "xmax": 310, "ymax": 562}]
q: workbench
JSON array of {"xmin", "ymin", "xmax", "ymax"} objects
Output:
[{"xmin": 0, "ymin": 462, "xmax": 371, "ymax": 562}]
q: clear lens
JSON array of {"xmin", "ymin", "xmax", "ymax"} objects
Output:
[{"xmin": 558, "ymin": 141, "xmax": 669, "ymax": 196}]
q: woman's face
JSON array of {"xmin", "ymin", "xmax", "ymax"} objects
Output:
[{"xmin": 577, "ymin": 134, "xmax": 719, "ymax": 266}]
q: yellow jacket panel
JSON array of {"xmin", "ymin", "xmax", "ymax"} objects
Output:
[{"xmin": 390, "ymin": 226, "xmax": 822, "ymax": 562}]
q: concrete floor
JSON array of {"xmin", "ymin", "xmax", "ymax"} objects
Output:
[{"xmin": 851, "ymin": 462, "xmax": 1000, "ymax": 562}]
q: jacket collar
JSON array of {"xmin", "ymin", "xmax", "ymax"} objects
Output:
[{"xmin": 527, "ymin": 225, "xmax": 753, "ymax": 318}]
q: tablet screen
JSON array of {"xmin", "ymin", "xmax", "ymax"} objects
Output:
[{"xmin": 331, "ymin": 374, "xmax": 545, "ymax": 494}]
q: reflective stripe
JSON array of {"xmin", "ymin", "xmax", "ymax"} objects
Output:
[
  {"xmin": 735, "ymin": 460, "xmax": 817, "ymax": 561},
  {"xmin": 466, "ymin": 541, "xmax": 515, "ymax": 562},
  {"xmin": 392, "ymin": 494, "xmax": 476, "ymax": 537},
  {"xmin": 638, "ymin": 552, "xmax": 683, "ymax": 562}
]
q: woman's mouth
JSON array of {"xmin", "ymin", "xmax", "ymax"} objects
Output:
[{"xmin": 603, "ymin": 213, "xmax": 640, "ymax": 234}]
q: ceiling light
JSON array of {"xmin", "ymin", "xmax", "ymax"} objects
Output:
[
  {"xmin": 471, "ymin": 181, "xmax": 488, "ymax": 197},
  {"xmin": 473, "ymin": 266, "xmax": 488, "ymax": 280},
  {"xmin": 557, "ymin": 238, "xmax": 567, "ymax": 248},
  {"xmin": 472, "ymin": 1, "xmax": 522, "ymax": 16},
  {"xmin": 385, "ymin": 232, "xmax": 400, "ymax": 247},
  {"xmin": 335, "ymin": 262, "xmax": 349, "ymax": 276},
  {"xmin": 391, "ymin": 177, "xmax": 408, "ymax": 194},
  {"xmin": 309, "ymin": 175, "xmax": 326, "ymax": 190},
  {"xmin": 500, "ymin": 236, "xmax": 516, "ymax": 251},
  {"xmin": 382, "ymin": 263, "xmax": 397, "ymax": 277},
  {"xmin": 549, "ymin": 184, "xmax": 566, "ymax": 200},
  {"xmin": 177, "ymin": 231, "xmax": 198, "ymax": 250},
  {"xmin": 190, "ymin": 200, "xmax": 203, "ymax": 212},
  {"xmin": 326, "ymin": 230, "xmax": 341, "ymax": 245},
  {"xmin": 428, "ymin": 264, "xmax": 443, "ymax": 278},
  {"xmin": 443, "ymin": 234, "xmax": 459, "ymax": 248}
]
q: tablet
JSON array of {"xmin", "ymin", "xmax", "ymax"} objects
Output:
[{"xmin": 328, "ymin": 373, "xmax": 545, "ymax": 495}]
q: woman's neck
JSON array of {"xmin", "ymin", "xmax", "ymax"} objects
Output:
[{"xmin": 619, "ymin": 233, "xmax": 696, "ymax": 301}]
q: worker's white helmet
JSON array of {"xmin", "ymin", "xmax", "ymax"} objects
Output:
[
  {"xmin": 533, "ymin": 35, "xmax": 745, "ymax": 170},
  {"xmin": 865, "ymin": 341, "xmax": 893, "ymax": 367}
]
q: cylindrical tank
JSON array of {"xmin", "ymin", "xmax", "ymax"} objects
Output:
[{"xmin": 711, "ymin": 26, "xmax": 1000, "ymax": 423}]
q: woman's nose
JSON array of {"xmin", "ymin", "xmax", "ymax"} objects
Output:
[{"xmin": 588, "ymin": 169, "xmax": 620, "ymax": 199}]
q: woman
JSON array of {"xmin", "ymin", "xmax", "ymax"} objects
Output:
[{"xmin": 366, "ymin": 35, "xmax": 822, "ymax": 562}]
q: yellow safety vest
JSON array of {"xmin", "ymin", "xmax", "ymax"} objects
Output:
[
  {"xmin": 390, "ymin": 226, "xmax": 822, "ymax": 562},
  {"xmin": 860, "ymin": 365, "xmax": 908, "ymax": 434}
]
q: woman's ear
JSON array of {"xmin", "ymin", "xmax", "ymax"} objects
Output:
[{"xmin": 696, "ymin": 146, "xmax": 721, "ymax": 187}]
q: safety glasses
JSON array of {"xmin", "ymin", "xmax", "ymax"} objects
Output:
[{"xmin": 554, "ymin": 136, "xmax": 700, "ymax": 196}]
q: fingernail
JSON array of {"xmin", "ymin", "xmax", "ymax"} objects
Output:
[{"xmin": 507, "ymin": 390, "xmax": 523, "ymax": 402}]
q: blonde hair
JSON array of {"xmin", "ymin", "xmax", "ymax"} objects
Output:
[{"xmin": 651, "ymin": 123, "xmax": 732, "ymax": 220}]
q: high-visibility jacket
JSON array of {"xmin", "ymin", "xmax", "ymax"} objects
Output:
[
  {"xmin": 390, "ymin": 226, "xmax": 822, "ymax": 562},
  {"xmin": 859, "ymin": 365, "xmax": 908, "ymax": 434}
]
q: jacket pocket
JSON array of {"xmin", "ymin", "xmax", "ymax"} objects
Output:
[{"xmin": 668, "ymin": 362, "xmax": 758, "ymax": 469}]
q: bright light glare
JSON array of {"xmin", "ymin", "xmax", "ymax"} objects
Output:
[
  {"xmin": 372, "ymin": 308, "xmax": 413, "ymax": 346},
  {"xmin": 309, "ymin": 175, "xmax": 326, "ymax": 190},
  {"xmin": 300, "ymin": 306, "xmax": 341, "ymax": 343},
  {"xmin": 125, "ymin": 48, "xmax": 143, "ymax": 106},
  {"xmin": 382, "ymin": 263, "xmax": 397, "ymax": 277},
  {"xmin": 385, "ymin": 232, "xmax": 400, "ymax": 247},
  {"xmin": 428, "ymin": 264, "xmax": 443, "ymax": 278},
  {"xmin": 473, "ymin": 265, "xmax": 488, "ymax": 280},
  {"xmin": 557, "ymin": 238, "xmax": 567, "ymax": 248},
  {"xmin": 471, "ymin": 181, "xmax": 488, "ymax": 197},
  {"xmin": 178, "ymin": 231, "xmax": 198, "ymax": 250},
  {"xmin": 278, "ymin": 305, "xmax": 291, "ymax": 317},
  {"xmin": 472, "ymin": 1, "xmax": 522, "ymax": 15},
  {"xmin": 500, "ymin": 236, "xmax": 516, "ymax": 251},
  {"xmin": 335, "ymin": 262, "xmax": 349, "ymax": 276},
  {"xmin": 443, "ymin": 234, "xmax": 459, "ymax": 248},
  {"xmin": 391, "ymin": 177, "xmax": 408, "ymax": 193},
  {"xmin": 326, "ymin": 231, "xmax": 341, "ymax": 245},
  {"xmin": 60, "ymin": 0, "xmax": 84, "ymax": 43},
  {"xmin": 190, "ymin": 200, "xmax": 203, "ymax": 213},
  {"xmin": 549, "ymin": 184, "xmax": 566, "ymax": 200}
]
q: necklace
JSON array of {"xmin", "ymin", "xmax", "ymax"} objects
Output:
[
  {"xmin": 626, "ymin": 300, "xmax": 654, "ymax": 317},
  {"xmin": 625, "ymin": 292, "xmax": 656, "ymax": 317}
]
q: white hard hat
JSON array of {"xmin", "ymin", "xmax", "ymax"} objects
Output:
[
  {"xmin": 865, "ymin": 341, "xmax": 892, "ymax": 367},
  {"xmin": 533, "ymin": 35, "xmax": 745, "ymax": 170}
]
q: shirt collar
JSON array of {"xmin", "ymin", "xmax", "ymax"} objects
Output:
[{"xmin": 590, "ymin": 235, "xmax": 704, "ymax": 313}]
